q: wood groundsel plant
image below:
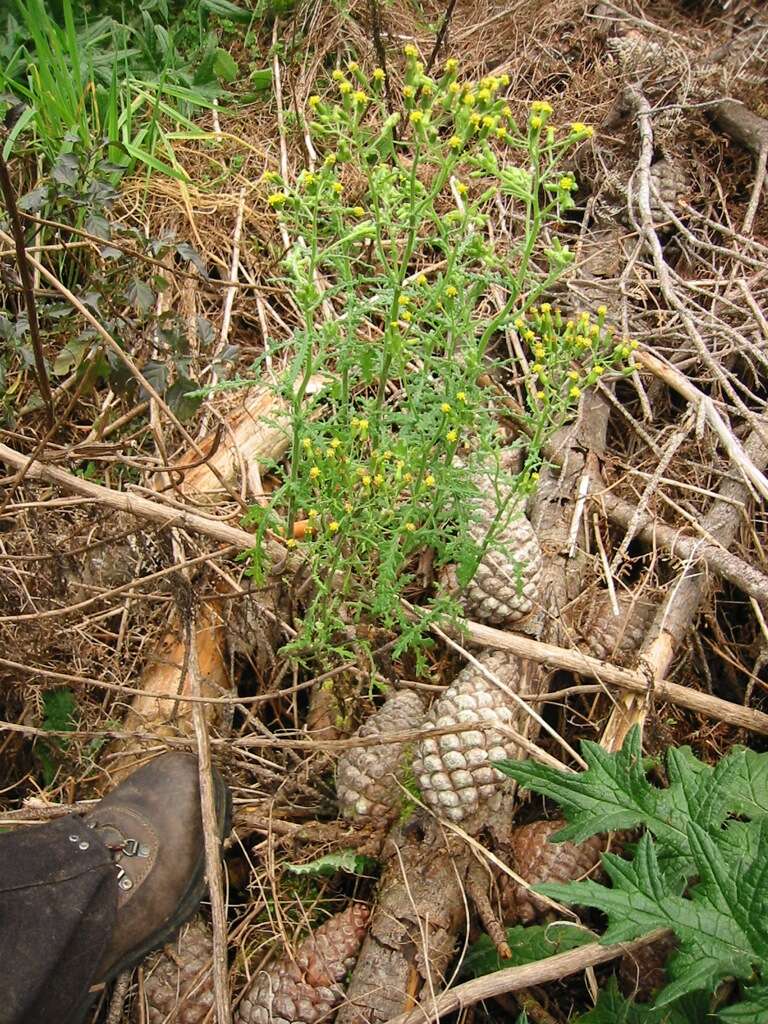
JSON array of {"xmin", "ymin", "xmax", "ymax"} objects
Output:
[{"xmin": 244, "ymin": 51, "xmax": 635, "ymax": 663}]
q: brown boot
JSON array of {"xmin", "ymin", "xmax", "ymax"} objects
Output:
[{"xmin": 83, "ymin": 751, "xmax": 231, "ymax": 987}]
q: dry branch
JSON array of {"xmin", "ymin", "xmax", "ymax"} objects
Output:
[{"xmin": 381, "ymin": 929, "xmax": 670, "ymax": 1024}]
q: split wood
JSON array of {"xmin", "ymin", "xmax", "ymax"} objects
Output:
[
  {"xmin": 2, "ymin": 439, "xmax": 766, "ymax": 736},
  {"xmin": 380, "ymin": 929, "xmax": 670, "ymax": 1024}
]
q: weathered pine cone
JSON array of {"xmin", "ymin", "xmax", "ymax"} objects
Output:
[
  {"xmin": 236, "ymin": 904, "xmax": 370, "ymax": 1024},
  {"xmin": 499, "ymin": 819, "xmax": 605, "ymax": 925},
  {"xmin": 619, "ymin": 932, "xmax": 678, "ymax": 1002},
  {"xmin": 336, "ymin": 690, "xmax": 425, "ymax": 823},
  {"xmin": 412, "ymin": 650, "xmax": 525, "ymax": 824},
  {"xmin": 443, "ymin": 467, "xmax": 543, "ymax": 625},
  {"xmin": 144, "ymin": 919, "xmax": 214, "ymax": 1024},
  {"xmin": 649, "ymin": 159, "xmax": 689, "ymax": 227},
  {"xmin": 576, "ymin": 590, "xmax": 656, "ymax": 664}
]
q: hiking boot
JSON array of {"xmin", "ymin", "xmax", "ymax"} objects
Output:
[{"xmin": 83, "ymin": 751, "xmax": 231, "ymax": 987}]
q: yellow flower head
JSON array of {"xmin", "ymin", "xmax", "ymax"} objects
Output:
[
  {"xmin": 373, "ymin": 67, "xmax": 385, "ymax": 81},
  {"xmin": 301, "ymin": 437, "xmax": 312, "ymax": 449},
  {"xmin": 403, "ymin": 85, "xmax": 415, "ymax": 99},
  {"xmin": 445, "ymin": 285, "xmax": 458, "ymax": 298},
  {"xmin": 308, "ymin": 95, "xmax": 321, "ymax": 109},
  {"xmin": 477, "ymin": 88, "xmax": 491, "ymax": 103},
  {"xmin": 593, "ymin": 364, "xmax": 605, "ymax": 375},
  {"xmin": 540, "ymin": 303, "xmax": 551, "ymax": 314},
  {"xmin": 324, "ymin": 152, "xmax": 337, "ymax": 167},
  {"xmin": 536, "ymin": 390, "xmax": 546, "ymax": 400},
  {"xmin": 405, "ymin": 521, "xmax": 416, "ymax": 532},
  {"xmin": 425, "ymin": 474, "xmax": 436, "ymax": 487},
  {"xmin": 309, "ymin": 466, "xmax": 320, "ymax": 480},
  {"xmin": 531, "ymin": 363, "xmax": 544, "ymax": 374},
  {"xmin": 456, "ymin": 180, "xmax": 468, "ymax": 195},
  {"xmin": 267, "ymin": 192, "xmax": 287, "ymax": 207},
  {"xmin": 331, "ymin": 181, "xmax": 343, "ymax": 194},
  {"xmin": 347, "ymin": 61, "xmax": 359, "ymax": 72},
  {"xmin": 567, "ymin": 370, "xmax": 580, "ymax": 381},
  {"xmin": 356, "ymin": 418, "xmax": 369, "ymax": 431},
  {"xmin": 404, "ymin": 44, "xmax": 419, "ymax": 58},
  {"xmin": 482, "ymin": 115, "xmax": 495, "ymax": 128},
  {"xmin": 344, "ymin": 501, "xmax": 353, "ymax": 513},
  {"xmin": 353, "ymin": 90, "xmax": 368, "ymax": 104},
  {"xmin": 463, "ymin": 91, "xmax": 476, "ymax": 106},
  {"xmin": 446, "ymin": 429, "xmax": 458, "ymax": 443},
  {"xmin": 400, "ymin": 310, "xmax": 412, "ymax": 322},
  {"xmin": 353, "ymin": 205, "xmax": 365, "ymax": 216},
  {"xmin": 530, "ymin": 115, "xmax": 542, "ymax": 130},
  {"xmin": 514, "ymin": 317, "xmax": 525, "ymax": 329},
  {"xmin": 409, "ymin": 110, "xmax": 424, "ymax": 124},
  {"xmin": 533, "ymin": 344, "xmax": 546, "ymax": 358},
  {"xmin": 416, "ymin": 273, "xmax": 428, "ymax": 286},
  {"xmin": 559, "ymin": 175, "xmax": 575, "ymax": 191},
  {"xmin": 286, "ymin": 538, "xmax": 297, "ymax": 548},
  {"xmin": 449, "ymin": 135, "xmax": 463, "ymax": 149},
  {"xmin": 597, "ymin": 304, "xmax": 607, "ymax": 317},
  {"xmin": 496, "ymin": 127, "xmax": 508, "ymax": 140},
  {"xmin": 374, "ymin": 474, "xmax": 384, "ymax": 486},
  {"xmin": 328, "ymin": 520, "xmax": 340, "ymax": 532},
  {"xmin": 362, "ymin": 475, "xmax": 371, "ymax": 487},
  {"xmin": 456, "ymin": 391, "xmax": 467, "ymax": 402},
  {"xmin": 302, "ymin": 172, "xmax": 316, "ymax": 187},
  {"xmin": 445, "ymin": 58, "xmax": 459, "ymax": 73},
  {"xmin": 569, "ymin": 385, "xmax": 581, "ymax": 398},
  {"xmin": 531, "ymin": 100, "xmax": 553, "ymax": 115},
  {"xmin": 339, "ymin": 81, "xmax": 353, "ymax": 95},
  {"xmin": 308, "ymin": 508, "xmax": 319, "ymax": 519},
  {"xmin": 331, "ymin": 69, "xmax": 345, "ymax": 82},
  {"xmin": 441, "ymin": 402, "xmax": 452, "ymax": 413},
  {"xmin": 398, "ymin": 295, "xmax": 411, "ymax": 306},
  {"xmin": 448, "ymin": 81, "xmax": 460, "ymax": 94}
]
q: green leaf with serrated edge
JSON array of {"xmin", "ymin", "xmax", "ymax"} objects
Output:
[
  {"xmin": 536, "ymin": 822, "xmax": 768, "ymax": 1008},
  {"xmin": 719, "ymin": 982, "xmax": 768, "ymax": 1022},
  {"xmin": 496, "ymin": 727, "xmax": 768, "ymax": 886},
  {"xmin": 717, "ymin": 749, "xmax": 768, "ymax": 820},
  {"xmin": 461, "ymin": 924, "xmax": 591, "ymax": 978},
  {"xmin": 572, "ymin": 977, "xmax": 708, "ymax": 1024},
  {"xmin": 285, "ymin": 850, "xmax": 377, "ymax": 877}
]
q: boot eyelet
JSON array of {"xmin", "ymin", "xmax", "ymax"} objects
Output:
[
  {"xmin": 69, "ymin": 834, "xmax": 80, "ymax": 842},
  {"xmin": 119, "ymin": 877, "xmax": 133, "ymax": 891},
  {"xmin": 78, "ymin": 841, "xmax": 90, "ymax": 851}
]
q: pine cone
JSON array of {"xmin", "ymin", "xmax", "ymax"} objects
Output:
[
  {"xmin": 336, "ymin": 691, "xmax": 425, "ymax": 822},
  {"xmin": 577, "ymin": 591, "xmax": 656, "ymax": 664},
  {"xmin": 236, "ymin": 904, "xmax": 370, "ymax": 1024},
  {"xmin": 607, "ymin": 31, "xmax": 667, "ymax": 76},
  {"xmin": 499, "ymin": 819, "xmax": 605, "ymax": 925},
  {"xmin": 443, "ymin": 467, "xmax": 542, "ymax": 625},
  {"xmin": 619, "ymin": 932, "xmax": 678, "ymax": 1001},
  {"xmin": 412, "ymin": 651, "xmax": 525, "ymax": 824},
  {"xmin": 144, "ymin": 919, "xmax": 214, "ymax": 1024},
  {"xmin": 649, "ymin": 160, "xmax": 689, "ymax": 227}
]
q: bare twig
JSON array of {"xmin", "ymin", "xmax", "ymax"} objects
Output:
[{"xmin": 382, "ymin": 930, "xmax": 670, "ymax": 1024}]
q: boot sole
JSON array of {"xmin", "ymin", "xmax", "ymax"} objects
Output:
[{"xmin": 70, "ymin": 768, "xmax": 231, "ymax": 1022}]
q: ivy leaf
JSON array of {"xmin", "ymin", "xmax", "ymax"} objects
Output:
[
  {"xmin": 573, "ymin": 977, "xmax": 708, "ymax": 1023},
  {"xmin": 461, "ymin": 924, "xmax": 591, "ymax": 979}
]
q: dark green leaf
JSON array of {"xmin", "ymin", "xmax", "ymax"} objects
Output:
[{"xmin": 461, "ymin": 924, "xmax": 592, "ymax": 979}]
